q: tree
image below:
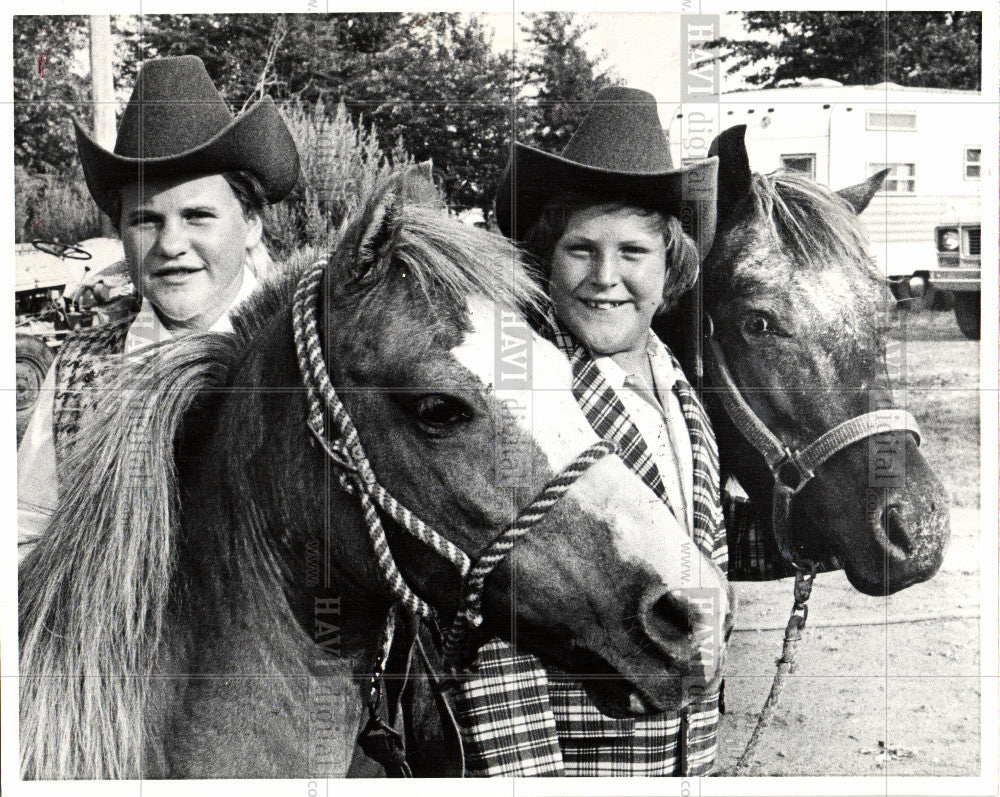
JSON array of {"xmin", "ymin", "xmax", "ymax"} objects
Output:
[
  {"xmin": 125, "ymin": 14, "xmax": 404, "ymax": 106},
  {"xmin": 713, "ymin": 12, "xmax": 981, "ymax": 90},
  {"xmin": 125, "ymin": 13, "xmax": 513, "ymax": 209},
  {"xmin": 338, "ymin": 13, "xmax": 515, "ymax": 208},
  {"xmin": 14, "ymin": 16, "xmax": 90, "ymax": 173},
  {"xmin": 16, "ymin": 13, "xmax": 622, "ymax": 211},
  {"xmin": 517, "ymin": 13, "xmax": 620, "ymax": 154}
]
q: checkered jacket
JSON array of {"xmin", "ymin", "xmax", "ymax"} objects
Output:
[
  {"xmin": 52, "ymin": 312, "xmax": 138, "ymax": 474},
  {"xmin": 452, "ymin": 322, "xmax": 727, "ymax": 777}
]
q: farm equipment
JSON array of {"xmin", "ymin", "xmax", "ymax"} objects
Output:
[{"xmin": 15, "ymin": 238, "xmax": 134, "ymax": 443}]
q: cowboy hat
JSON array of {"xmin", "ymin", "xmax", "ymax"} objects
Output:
[
  {"xmin": 75, "ymin": 55, "xmax": 300, "ymax": 218},
  {"xmin": 494, "ymin": 86, "xmax": 718, "ymax": 257}
]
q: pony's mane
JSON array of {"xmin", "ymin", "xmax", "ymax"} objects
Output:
[
  {"xmin": 752, "ymin": 170, "xmax": 884, "ymax": 284},
  {"xmin": 19, "ymin": 333, "xmax": 243, "ymax": 778},
  {"xmin": 229, "ymin": 261, "xmax": 305, "ymax": 344}
]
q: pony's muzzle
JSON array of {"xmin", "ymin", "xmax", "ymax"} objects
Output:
[
  {"xmin": 868, "ymin": 480, "xmax": 949, "ymax": 575},
  {"xmin": 639, "ymin": 581, "xmax": 729, "ymax": 690}
]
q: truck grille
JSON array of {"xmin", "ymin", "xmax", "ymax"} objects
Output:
[{"xmin": 966, "ymin": 226, "xmax": 981, "ymax": 256}]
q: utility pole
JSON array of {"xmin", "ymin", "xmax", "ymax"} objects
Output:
[{"xmin": 89, "ymin": 15, "xmax": 116, "ymax": 236}]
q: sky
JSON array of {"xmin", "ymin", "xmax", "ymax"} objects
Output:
[{"xmin": 482, "ymin": 11, "xmax": 754, "ymax": 106}]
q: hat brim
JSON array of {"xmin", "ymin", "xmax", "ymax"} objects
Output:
[
  {"xmin": 75, "ymin": 96, "xmax": 301, "ymax": 218},
  {"xmin": 495, "ymin": 142, "xmax": 718, "ymax": 257}
]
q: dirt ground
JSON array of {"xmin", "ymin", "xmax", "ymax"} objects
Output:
[{"xmin": 716, "ymin": 307, "xmax": 986, "ymax": 777}]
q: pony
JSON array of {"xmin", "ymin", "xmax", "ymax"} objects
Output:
[
  {"xmin": 659, "ymin": 125, "xmax": 949, "ymax": 594},
  {"xmin": 19, "ymin": 173, "xmax": 733, "ymax": 779}
]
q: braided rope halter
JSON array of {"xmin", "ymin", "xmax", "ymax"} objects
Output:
[{"xmin": 292, "ymin": 264, "xmax": 615, "ymax": 670}]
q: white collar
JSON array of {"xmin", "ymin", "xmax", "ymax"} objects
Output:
[
  {"xmin": 124, "ymin": 266, "xmax": 259, "ymax": 354},
  {"xmin": 592, "ymin": 331, "xmax": 682, "ymax": 394}
]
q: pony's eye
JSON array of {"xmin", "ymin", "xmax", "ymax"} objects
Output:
[
  {"xmin": 413, "ymin": 394, "xmax": 474, "ymax": 432},
  {"xmin": 742, "ymin": 312, "xmax": 775, "ymax": 337}
]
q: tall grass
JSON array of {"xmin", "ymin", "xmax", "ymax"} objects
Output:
[{"xmin": 268, "ymin": 99, "xmax": 414, "ymax": 261}]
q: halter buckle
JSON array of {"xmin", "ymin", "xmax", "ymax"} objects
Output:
[{"xmin": 773, "ymin": 449, "xmax": 814, "ymax": 495}]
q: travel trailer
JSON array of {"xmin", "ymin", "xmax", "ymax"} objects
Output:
[{"xmin": 669, "ymin": 82, "xmax": 985, "ymax": 301}]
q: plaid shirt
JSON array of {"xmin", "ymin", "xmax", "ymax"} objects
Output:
[{"xmin": 452, "ymin": 322, "xmax": 727, "ymax": 777}]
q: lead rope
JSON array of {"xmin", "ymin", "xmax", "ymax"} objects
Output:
[
  {"xmin": 441, "ymin": 438, "xmax": 616, "ymax": 666},
  {"xmin": 730, "ymin": 564, "xmax": 817, "ymax": 775},
  {"xmin": 356, "ymin": 607, "xmax": 414, "ymax": 777}
]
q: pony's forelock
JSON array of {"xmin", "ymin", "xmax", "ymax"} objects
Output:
[
  {"xmin": 753, "ymin": 171, "xmax": 883, "ymax": 285},
  {"xmin": 392, "ymin": 205, "xmax": 546, "ymax": 320}
]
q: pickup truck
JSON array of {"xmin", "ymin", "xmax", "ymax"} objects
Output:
[{"xmin": 929, "ymin": 221, "xmax": 981, "ymax": 340}]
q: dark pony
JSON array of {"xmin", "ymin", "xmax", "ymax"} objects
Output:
[
  {"xmin": 21, "ymin": 172, "xmax": 732, "ymax": 778},
  {"xmin": 660, "ymin": 125, "xmax": 948, "ymax": 593}
]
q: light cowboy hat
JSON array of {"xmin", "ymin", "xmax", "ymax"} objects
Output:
[
  {"xmin": 494, "ymin": 86, "xmax": 718, "ymax": 257},
  {"xmin": 75, "ymin": 55, "xmax": 300, "ymax": 218}
]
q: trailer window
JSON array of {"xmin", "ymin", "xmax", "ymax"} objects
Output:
[
  {"xmin": 964, "ymin": 148, "xmax": 981, "ymax": 180},
  {"xmin": 869, "ymin": 162, "xmax": 915, "ymax": 193},
  {"xmin": 866, "ymin": 110, "xmax": 917, "ymax": 131},
  {"xmin": 780, "ymin": 154, "xmax": 816, "ymax": 180}
]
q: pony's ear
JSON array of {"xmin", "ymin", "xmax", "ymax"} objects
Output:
[
  {"xmin": 336, "ymin": 175, "xmax": 408, "ymax": 285},
  {"xmin": 836, "ymin": 169, "xmax": 888, "ymax": 215},
  {"xmin": 708, "ymin": 125, "xmax": 751, "ymax": 224},
  {"xmin": 354, "ymin": 189, "xmax": 400, "ymax": 277},
  {"xmin": 330, "ymin": 167, "xmax": 443, "ymax": 293},
  {"xmin": 402, "ymin": 162, "xmax": 444, "ymax": 208}
]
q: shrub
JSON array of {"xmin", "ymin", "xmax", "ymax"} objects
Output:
[
  {"xmin": 269, "ymin": 99, "xmax": 414, "ymax": 261},
  {"xmin": 15, "ymin": 166, "xmax": 103, "ymax": 244}
]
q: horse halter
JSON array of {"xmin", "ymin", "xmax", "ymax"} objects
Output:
[
  {"xmin": 291, "ymin": 264, "xmax": 616, "ymax": 667},
  {"xmin": 702, "ymin": 316, "xmax": 922, "ymax": 567}
]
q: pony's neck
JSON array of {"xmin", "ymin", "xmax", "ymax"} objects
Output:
[
  {"xmin": 166, "ymin": 572, "xmax": 379, "ymax": 777},
  {"xmin": 165, "ymin": 310, "xmax": 397, "ymax": 777}
]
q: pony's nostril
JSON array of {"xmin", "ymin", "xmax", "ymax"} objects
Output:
[
  {"xmin": 879, "ymin": 504, "xmax": 914, "ymax": 556},
  {"xmin": 651, "ymin": 592, "xmax": 696, "ymax": 638}
]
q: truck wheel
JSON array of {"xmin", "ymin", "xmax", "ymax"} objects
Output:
[
  {"xmin": 924, "ymin": 288, "xmax": 954, "ymax": 312},
  {"xmin": 953, "ymin": 292, "xmax": 980, "ymax": 340},
  {"xmin": 888, "ymin": 279, "xmax": 909, "ymax": 303},
  {"xmin": 16, "ymin": 335, "xmax": 54, "ymax": 445}
]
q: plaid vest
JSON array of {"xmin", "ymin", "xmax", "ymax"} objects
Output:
[
  {"xmin": 452, "ymin": 323, "xmax": 727, "ymax": 777},
  {"xmin": 52, "ymin": 312, "xmax": 138, "ymax": 474}
]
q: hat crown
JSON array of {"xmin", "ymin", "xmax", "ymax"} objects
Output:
[
  {"xmin": 558, "ymin": 86, "xmax": 674, "ymax": 173},
  {"xmin": 114, "ymin": 56, "xmax": 234, "ymax": 159}
]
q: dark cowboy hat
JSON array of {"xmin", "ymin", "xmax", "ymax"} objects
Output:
[
  {"xmin": 494, "ymin": 86, "xmax": 718, "ymax": 257},
  {"xmin": 75, "ymin": 55, "xmax": 300, "ymax": 218}
]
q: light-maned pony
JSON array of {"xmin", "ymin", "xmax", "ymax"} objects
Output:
[{"xmin": 20, "ymin": 173, "xmax": 733, "ymax": 778}]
